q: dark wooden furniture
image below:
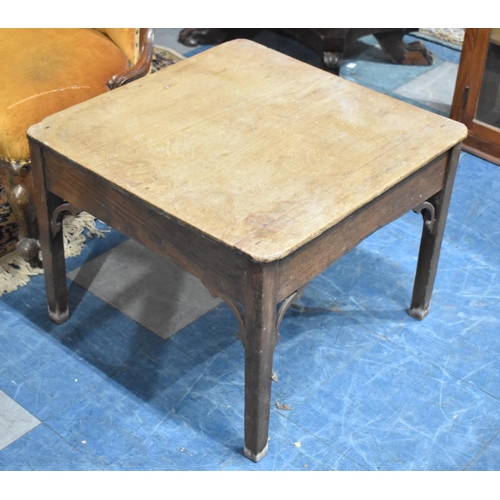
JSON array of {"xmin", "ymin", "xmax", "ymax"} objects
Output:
[
  {"xmin": 178, "ymin": 28, "xmax": 434, "ymax": 74},
  {"xmin": 27, "ymin": 40, "xmax": 466, "ymax": 462},
  {"xmin": 451, "ymin": 28, "xmax": 500, "ymax": 165}
]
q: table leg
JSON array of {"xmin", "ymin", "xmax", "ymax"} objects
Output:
[
  {"xmin": 409, "ymin": 144, "xmax": 462, "ymax": 320},
  {"xmin": 30, "ymin": 143, "xmax": 69, "ymax": 325},
  {"xmin": 243, "ymin": 262, "xmax": 278, "ymax": 462}
]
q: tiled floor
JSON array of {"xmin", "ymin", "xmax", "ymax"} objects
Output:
[{"xmin": 2, "ymin": 29, "xmax": 500, "ymax": 471}]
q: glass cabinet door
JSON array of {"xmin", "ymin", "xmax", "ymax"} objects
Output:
[
  {"xmin": 475, "ymin": 29, "xmax": 500, "ymax": 128},
  {"xmin": 451, "ymin": 28, "xmax": 500, "ymax": 164}
]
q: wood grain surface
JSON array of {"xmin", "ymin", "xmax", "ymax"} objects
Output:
[{"xmin": 28, "ymin": 39, "xmax": 467, "ymax": 262}]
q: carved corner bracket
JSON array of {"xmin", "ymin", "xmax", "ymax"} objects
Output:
[
  {"xmin": 51, "ymin": 202, "xmax": 82, "ymax": 235},
  {"xmin": 276, "ymin": 284, "xmax": 308, "ymax": 334},
  {"xmin": 413, "ymin": 201, "xmax": 436, "ymax": 234},
  {"xmin": 204, "ymin": 283, "xmax": 308, "ymax": 348}
]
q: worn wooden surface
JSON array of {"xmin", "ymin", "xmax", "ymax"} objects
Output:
[
  {"xmin": 29, "ymin": 39, "xmax": 467, "ymax": 263},
  {"xmin": 28, "ymin": 38, "xmax": 468, "ymax": 463},
  {"xmin": 276, "ymin": 152, "xmax": 450, "ymax": 302}
]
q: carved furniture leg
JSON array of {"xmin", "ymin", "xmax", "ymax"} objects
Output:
[
  {"xmin": 178, "ymin": 28, "xmax": 230, "ymax": 47},
  {"xmin": 0, "ymin": 159, "xmax": 41, "ymax": 267},
  {"xmin": 374, "ymin": 31, "xmax": 434, "ymax": 66},
  {"xmin": 243, "ymin": 261, "xmax": 279, "ymax": 462},
  {"xmin": 322, "ymin": 52, "xmax": 343, "ymax": 75},
  {"xmin": 29, "ymin": 144, "xmax": 69, "ymax": 324},
  {"xmin": 178, "ymin": 29, "xmax": 263, "ymax": 47},
  {"xmin": 409, "ymin": 144, "xmax": 461, "ymax": 320}
]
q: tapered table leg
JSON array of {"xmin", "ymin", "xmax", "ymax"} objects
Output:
[
  {"xmin": 30, "ymin": 143, "xmax": 69, "ymax": 324},
  {"xmin": 409, "ymin": 144, "xmax": 462, "ymax": 320},
  {"xmin": 243, "ymin": 262, "xmax": 278, "ymax": 462}
]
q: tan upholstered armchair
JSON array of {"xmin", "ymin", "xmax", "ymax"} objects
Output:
[{"xmin": 0, "ymin": 28, "xmax": 154, "ymax": 265}]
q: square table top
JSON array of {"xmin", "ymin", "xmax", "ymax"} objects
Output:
[{"xmin": 28, "ymin": 39, "xmax": 467, "ymax": 262}]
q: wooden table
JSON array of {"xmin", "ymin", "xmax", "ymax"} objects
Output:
[{"xmin": 27, "ymin": 39, "xmax": 467, "ymax": 462}]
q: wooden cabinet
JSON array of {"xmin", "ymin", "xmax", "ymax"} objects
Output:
[{"xmin": 451, "ymin": 28, "xmax": 500, "ymax": 165}]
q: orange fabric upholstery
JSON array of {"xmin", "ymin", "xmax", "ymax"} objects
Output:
[
  {"xmin": 96, "ymin": 28, "xmax": 140, "ymax": 64},
  {"xmin": 0, "ymin": 28, "xmax": 131, "ymax": 162}
]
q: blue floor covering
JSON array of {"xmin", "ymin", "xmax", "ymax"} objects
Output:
[{"xmin": 2, "ymin": 30, "xmax": 500, "ymax": 474}]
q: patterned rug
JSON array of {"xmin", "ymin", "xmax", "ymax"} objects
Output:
[
  {"xmin": 152, "ymin": 45, "xmax": 185, "ymax": 71},
  {"xmin": 415, "ymin": 28, "xmax": 464, "ymax": 50},
  {"xmin": 0, "ymin": 46, "xmax": 184, "ymax": 296},
  {"xmin": 0, "ymin": 214, "xmax": 107, "ymax": 296},
  {"xmin": 0, "ymin": 183, "xmax": 18, "ymax": 259}
]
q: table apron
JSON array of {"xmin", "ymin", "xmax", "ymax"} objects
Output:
[
  {"xmin": 42, "ymin": 148, "xmax": 249, "ymax": 304},
  {"xmin": 40, "ymin": 147, "xmax": 450, "ymax": 307},
  {"xmin": 276, "ymin": 151, "xmax": 450, "ymax": 302}
]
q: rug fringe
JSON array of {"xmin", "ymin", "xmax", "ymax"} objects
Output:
[
  {"xmin": 0, "ymin": 212, "xmax": 106, "ymax": 297},
  {"xmin": 61, "ymin": 212, "xmax": 106, "ymax": 258},
  {"xmin": 154, "ymin": 44, "xmax": 186, "ymax": 60},
  {"xmin": 413, "ymin": 28, "xmax": 464, "ymax": 50},
  {"xmin": 0, "ymin": 252, "xmax": 43, "ymax": 296}
]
